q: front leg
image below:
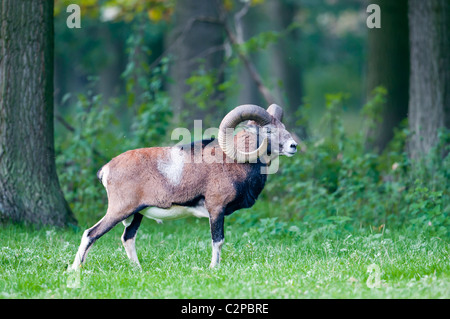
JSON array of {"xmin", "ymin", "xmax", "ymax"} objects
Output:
[{"xmin": 209, "ymin": 209, "xmax": 225, "ymax": 268}]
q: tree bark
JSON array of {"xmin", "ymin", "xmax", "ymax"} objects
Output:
[
  {"xmin": 0, "ymin": 0, "xmax": 75, "ymax": 226},
  {"xmin": 236, "ymin": 5, "xmax": 264, "ymax": 108},
  {"xmin": 266, "ymin": 0, "xmax": 305, "ymax": 139},
  {"xmin": 408, "ymin": 0, "xmax": 450, "ymax": 159},
  {"xmin": 366, "ymin": 0, "xmax": 409, "ymax": 152},
  {"xmin": 168, "ymin": 0, "xmax": 224, "ymax": 126}
]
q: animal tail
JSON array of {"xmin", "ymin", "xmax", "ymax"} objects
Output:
[{"xmin": 97, "ymin": 165, "xmax": 104, "ymax": 183}]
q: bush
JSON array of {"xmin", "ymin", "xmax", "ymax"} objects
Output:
[
  {"xmin": 263, "ymin": 90, "xmax": 449, "ymax": 238},
  {"xmin": 55, "ymin": 35, "xmax": 172, "ymax": 226}
]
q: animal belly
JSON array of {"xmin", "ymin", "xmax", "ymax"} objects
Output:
[{"xmin": 142, "ymin": 205, "xmax": 209, "ymax": 222}]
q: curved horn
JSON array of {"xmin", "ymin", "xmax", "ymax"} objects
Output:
[
  {"xmin": 218, "ymin": 104, "xmax": 272, "ymax": 163},
  {"xmin": 267, "ymin": 104, "xmax": 283, "ymax": 121}
]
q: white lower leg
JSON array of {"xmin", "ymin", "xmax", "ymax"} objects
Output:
[
  {"xmin": 71, "ymin": 230, "xmax": 91, "ymax": 271},
  {"xmin": 121, "ymin": 216, "xmax": 142, "ymax": 270},
  {"xmin": 210, "ymin": 239, "xmax": 224, "ymax": 268},
  {"xmin": 121, "ymin": 236, "xmax": 141, "ymax": 269}
]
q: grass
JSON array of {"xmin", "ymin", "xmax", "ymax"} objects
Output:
[{"xmin": 0, "ymin": 214, "xmax": 449, "ymax": 299}]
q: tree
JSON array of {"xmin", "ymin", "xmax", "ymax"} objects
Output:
[
  {"xmin": 235, "ymin": 4, "xmax": 265, "ymax": 108},
  {"xmin": 366, "ymin": 0, "xmax": 409, "ymax": 152},
  {"xmin": 167, "ymin": 0, "xmax": 225, "ymax": 126},
  {"xmin": 266, "ymin": 0, "xmax": 305, "ymax": 138},
  {"xmin": 408, "ymin": 0, "xmax": 450, "ymax": 159},
  {"xmin": 0, "ymin": 0, "xmax": 75, "ymax": 226}
]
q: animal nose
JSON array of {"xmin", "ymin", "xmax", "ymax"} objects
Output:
[{"xmin": 290, "ymin": 143, "xmax": 297, "ymax": 149}]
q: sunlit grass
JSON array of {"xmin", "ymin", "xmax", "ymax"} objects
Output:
[{"xmin": 0, "ymin": 216, "xmax": 448, "ymax": 299}]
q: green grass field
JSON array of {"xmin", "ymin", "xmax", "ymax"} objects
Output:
[{"xmin": 0, "ymin": 214, "xmax": 448, "ymax": 299}]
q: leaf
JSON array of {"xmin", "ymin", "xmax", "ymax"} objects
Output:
[
  {"xmin": 288, "ymin": 226, "xmax": 300, "ymax": 233},
  {"xmin": 148, "ymin": 8, "xmax": 163, "ymax": 22}
]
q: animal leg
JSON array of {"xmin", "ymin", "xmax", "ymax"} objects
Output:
[
  {"xmin": 71, "ymin": 211, "xmax": 125, "ymax": 271},
  {"xmin": 121, "ymin": 213, "xmax": 144, "ymax": 270},
  {"xmin": 209, "ymin": 209, "xmax": 225, "ymax": 268}
]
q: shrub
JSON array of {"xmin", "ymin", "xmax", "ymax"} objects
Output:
[{"xmin": 263, "ymin": 90, "xmax": 449, "ymax": 238}]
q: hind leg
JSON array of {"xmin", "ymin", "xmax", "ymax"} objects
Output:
[
  {"xmin": 121, "ymin": 213, "xmax": 143, "ymax": 269},
  {"xmin": 71, "ymin": 211, "xmax": 125, "ymax": 271}
]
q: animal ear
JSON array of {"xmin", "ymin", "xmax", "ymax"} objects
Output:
[{"xmin": 267, "ymin": 104, "xmax": 283, "ymax": 122}]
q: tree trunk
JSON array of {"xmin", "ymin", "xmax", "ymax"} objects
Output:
[
  {"xmin": 408, "ymin": 0, "xmax": 450, "ymax": 159},
  {"xmin": 168, "ymin": 0, "xmax": 224, "ymax": 127},
  {"xmin": 0, "ymin": 0, "xmax": 76, "ymax": 226},
  {"xmin": 366, "ymin": 0, "xmax": 409, "ymax": 152},
  {"xmin": 266, "ymin": 0, "xmax": 305, "ymax": 139},
  {"xmin": 236, "ymin": 5, "xmax": 264, "ymax": 108}
]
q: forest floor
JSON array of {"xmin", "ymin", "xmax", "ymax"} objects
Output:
[{"xmin": 0, "ymin": 216, "xmax": 449, "ymax": 299}]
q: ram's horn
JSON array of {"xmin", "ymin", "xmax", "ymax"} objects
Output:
[
  {"xmin": 218, "ymin": 104, "xmax": 272, "ymax": 163},
  {"xmin": 267, "ymin": 104, "xmax": 283, "ymax": 121}
]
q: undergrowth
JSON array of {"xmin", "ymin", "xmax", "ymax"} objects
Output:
[
  {"xmin": 56, "ymin": 86, "xmax": 449, "ymax": 239},
  {"xmin": 263, "ymin": 89, "xmax": 449, "ymax": 239}
]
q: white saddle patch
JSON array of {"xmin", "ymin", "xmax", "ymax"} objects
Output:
[{"xmin": 157, "ymin": 147, "xmax": 185, "ymax": 186}]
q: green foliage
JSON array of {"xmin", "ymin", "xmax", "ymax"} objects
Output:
[
  {"xmin": 183, "ymin": 58, "xmax": 240, "ymax": 127},
  {"xmin": 238, "ymin": 30, "xmax": 281, "ymax": 55},
  {"xmin": 263, "ymin": 92, "xmax": 450, "ymax": 239},
  {"xmin": 122, "ymin": 22, "xmax": 172, "ymax": 148},
  {"xmin": 361, "ymin": 86, "xmax": 387, "ymax": 134},
  {"xmin": 55, "ymin": 81, "xmax": 116, "ymax": 225},
  {"xmin": 55, "ymin": 30, "xmax": 172, "ymax": 225},
  {"xmin": 184, "ymin": 63, "xmax": 223, "ymax": 111},
  {"xmin": 405, "ymin": 181, "xmax": 447, "ymax": 236}
]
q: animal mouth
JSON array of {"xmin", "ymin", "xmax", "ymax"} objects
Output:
[{"xmin": 284, "ymin": 149, "xmax": 297, "ymax": 157}]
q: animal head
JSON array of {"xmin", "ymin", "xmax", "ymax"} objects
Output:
[{"xmin": 218, "ymin": 104, "xmax": 298, "ymax": 163}]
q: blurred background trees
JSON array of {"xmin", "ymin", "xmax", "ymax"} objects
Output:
[
  {"xmin": 167, "ymin": 0, "xmax": 224, "ymax": 126},
  {"xmin": 53, "ymin": 0, "xmax": 368, "ymax": 137},
  {"xmin": 365, "ymin": 0, "xmax": 409, "ymax": 152},
  {"xmin": 51, "ymin": 0, "xmax": 449, "ymax": 158},
  {"xmin": 407, "ymin": 0, "xmax": 450, "ymax": 160}
]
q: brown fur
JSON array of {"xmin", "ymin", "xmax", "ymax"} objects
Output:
[
  {"xmin": 71, "ymin": 105, "xmax": 297, "ymax": 269},
  {"xmin": 102, "ymin": 131, "xmax": 260, "ymax": 223}
]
